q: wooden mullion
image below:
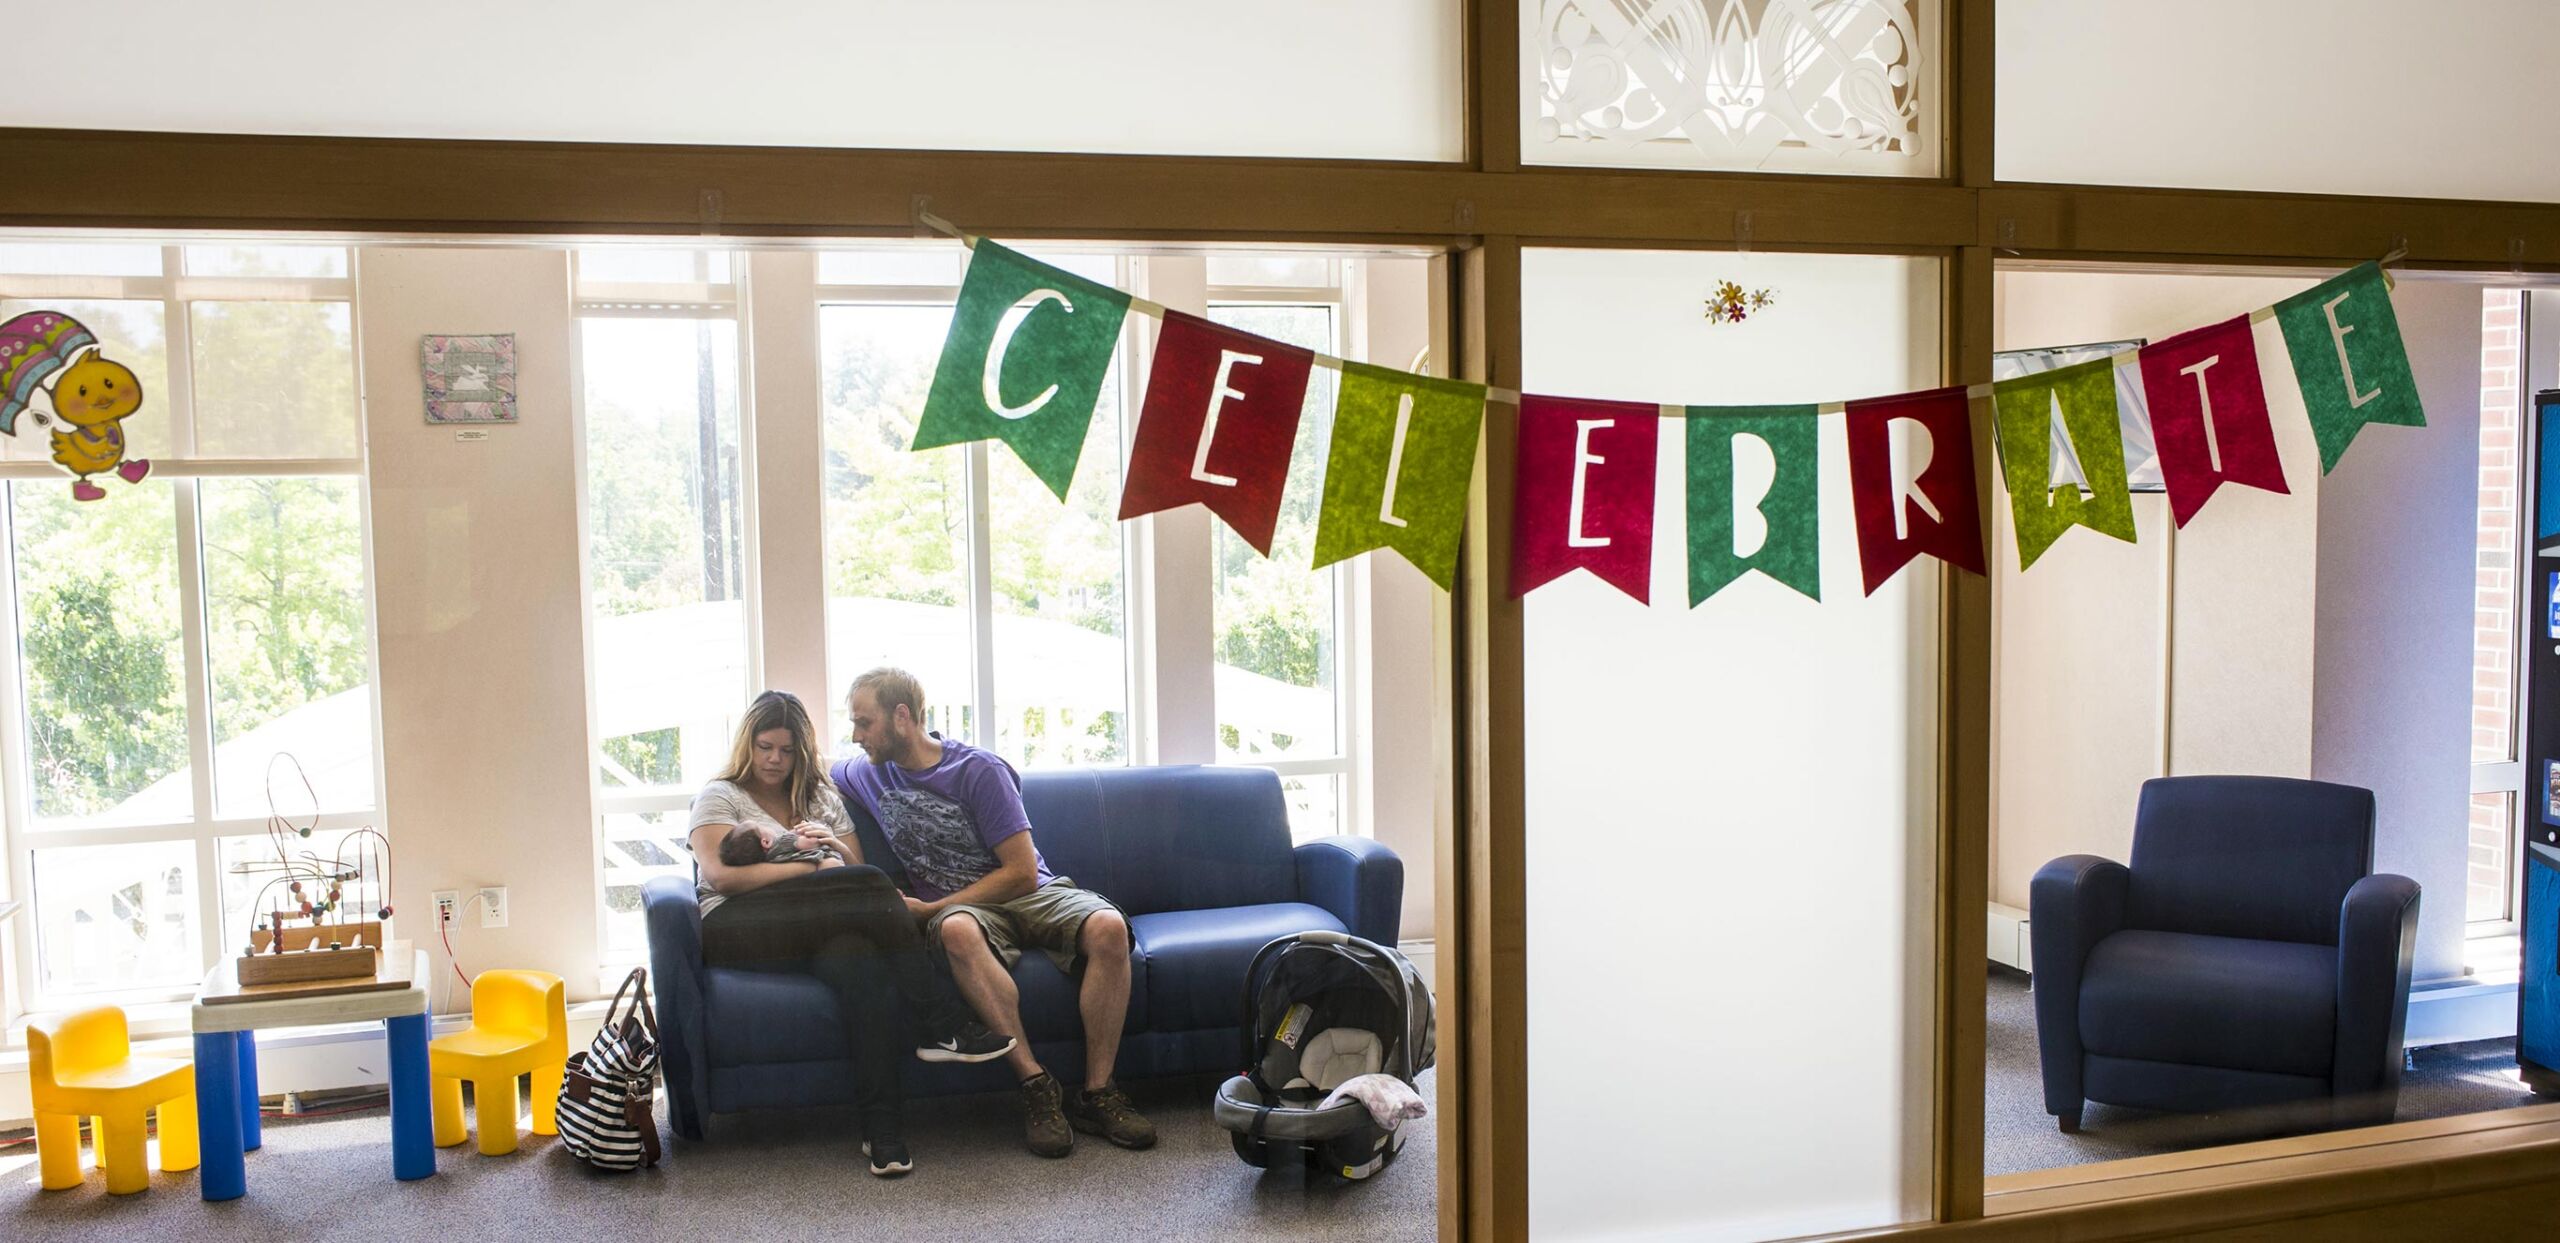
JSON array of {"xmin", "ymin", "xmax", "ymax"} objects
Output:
[{"xmin": 1465, "ymin": 0, "xmax": 1519, "ymax": 175}]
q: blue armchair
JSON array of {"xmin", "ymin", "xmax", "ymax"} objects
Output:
[
  {"xmin": 644, "ymin": 764, "xmax": 1402, "ymax": 1140},
  {"xmin": 2030, "ymin": 775, "xmax": 2419, "ymax": 1132}
]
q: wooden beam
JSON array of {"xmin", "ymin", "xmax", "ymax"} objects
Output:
[
  {"xmin": 1936, "ymin": 246, "xmax": 1996, "ymax": 1225},
  {"xmin": 1982, "ymin": 183, "xmax": 2560, "ymax": 268},
  {"xmin": 1466, "ymin": 0, "xmax": 1519, "ymax": 175}
]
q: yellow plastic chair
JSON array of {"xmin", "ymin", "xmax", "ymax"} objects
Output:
[
  {"xmin": 29, "ymin": 1006, "xmax": 200, "ymax": 1194},
  {"xmin": 429, "ymin": 970, "xmax": 567, "ymax": 1156}
]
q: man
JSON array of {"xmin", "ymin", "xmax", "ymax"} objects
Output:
[{"xmin": 831, "ymin": 667, "xmax": 1157, "ymax": 1158}]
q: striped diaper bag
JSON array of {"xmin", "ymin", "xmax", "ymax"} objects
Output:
[{"xmin": 557, "ymin": 966, "xmax": 663, "ymax": 1170}]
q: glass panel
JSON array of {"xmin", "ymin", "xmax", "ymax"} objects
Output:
[
  {"xmin": 1999, "ymin": 2, "xmax": 2560, "ymax": 201},
  {"xmin": 11, "ymin": 478, "xmax": 188, "ymax": 825},
  {"xmin": 201, "ymin": 478, "xmax": 374, "ymax": 818},
  {"xmin": 820, "ymin": 304, "xmax": 975, "ymax": 748},
  {"xmin": 1207, "ymin": 254, "xmax": 1337, "ymax": 290},
  {"xmin": 2477, "ymin": 290, "xmax": 2523, "ymax": 765},
  {"xmin": 1525, "ymin": 0, "xmax": 1941, "ymax": 176},
  {"xmin": 1280, "ymin": 773, "xmax": 1344, "ymax": 843},
  {"xmin": 0, "ymin": 242, "xmax": 163, "ymax": 277},
  {"xmin": 1209, "ymin": 304, "xmax": 1340, "ymax": 762},
  {"xmin": 986, "ymin": 303, "xmax": 1128, "ymax": 768},
  {"xmin": 190, "ymin": 300, "xmax": 359, "ymax": 458},
  {"xmin": 581, "ymin": 317, "xmax": 748, "ymax": 790},
  {"xmin": 818, "ymin": 249, "xmax": 965, "ymax": 288},
  {"xmin": 183, "ymin": 244, "xmax": 349, "ymax": 279},
  {"xmin": 600, "ymin": 809, "xmax": 693, "ymax": 957},
  {"xmin": 2470, "ymin": 791, "xmax": 2516, "ymax": 925},
  {"xmin": 35, "ymin": 840, "xmax": 200, "ymax": 995},
  {"xmin": 0, "ymin": 299, "xmax": 171, "ymax": 466},
  {"xmin": 1521, "ymin": 248, "xmax": 1939, "ymax": 1239},
  {"xmin": 576, "ymin": 249, "xmax": 732, "ymax": 285}
]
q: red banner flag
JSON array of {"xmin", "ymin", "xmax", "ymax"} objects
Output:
[
  {"xmin": 1118, "ymin": 310, "xmax": 1315, "ymax": 554},
  {"xmin": 2137, "ymin": 315, "xmax": 2289, "ymax": 527},
  {"xmin": 1845, "ymin": 387, "xmax": 1987, "ymax": 595},
  {"xmin": 1510, "ymin": 394, "xmax": 1660, "ymax": 601}
]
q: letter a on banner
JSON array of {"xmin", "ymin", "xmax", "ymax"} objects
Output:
[
  {"xmin": 1312, "ymin": 363, "xmax": 1487, "ymax": 591},
  {"xmin": 1509, "ymin": 395, "xmax": 1659, "ymax": 601},
  {"xmin": 1992, "ymin": 357, "xmax": 2137, "ymax": 570},
  {"xmin": 2273, "ymin": 262, "xmax": 2425, "ymax": 474},
  {"xmin": 1685, "ymin": 405, "xmax": 1820, "ymax": 604},
  {"xmin": 1118, "ymin": 310, "xmax": 1314, "ymax": 554},
  {"xmin": 2137, "ymin": 315, "xmax": 2289, "ymax": 527},
  {"xmin": 914, "ymin": 241, "xmax": 1132, "ymax": 499},
  {"xmin": 1845, "ymin": 387, "xmax": 1987, "ymax": 595}
]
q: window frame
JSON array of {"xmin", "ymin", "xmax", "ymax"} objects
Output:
[{"xmin": 0, "ymin": 243, "xmax": 380, "ymax": 1019}]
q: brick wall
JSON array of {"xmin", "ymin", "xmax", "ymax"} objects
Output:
[{"xmin": 2470, "ymin": 289, "xmax": 2522, "ymax": 923}]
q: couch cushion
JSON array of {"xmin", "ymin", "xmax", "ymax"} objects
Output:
[
  {"xmin": 2079, "ymin": 929, "xmax": 2336, "ymax": 1078},
  {"xmin": 702, "ymin": 967, "xmax": 852, "ymax": 1068},
  {"xmin": 1022, "ymin": 766, "xmax": 1297, "ymax": 917},
  {"xmin": 1131, "ymin": 902, "xmax": 1346, "ymax": 1034}
]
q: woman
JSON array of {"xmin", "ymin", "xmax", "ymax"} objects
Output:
[{"xmin": 689, "ymin": 689, "xmax": 1013, "ymax": 1176}]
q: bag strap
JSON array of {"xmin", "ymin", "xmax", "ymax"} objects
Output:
[
  {"xmin": 602, "ymin": 966, "xmax": 658, "ymax": 1045},
  {"xmin": 625, "ymin": 1089, "xmax": 663, "ymax": 1166}
]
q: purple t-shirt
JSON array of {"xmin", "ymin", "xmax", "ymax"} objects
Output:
[{"xmin": 830, "ymin": 737, "xmax": 1056, "ymax": 903}]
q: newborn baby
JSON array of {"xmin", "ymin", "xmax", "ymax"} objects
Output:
[{"xmin": 716, "ymin": 823, "xmax": 839, "ymax": 870}]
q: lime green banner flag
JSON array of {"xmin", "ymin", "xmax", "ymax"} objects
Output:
[
  {"xmin": 1993, "ymin": 357, "xmax": 2137, "ymax": 570},
  {"xmin": 2273, "ymin": 262, "xmax": 2425, "ymax": 473},
  {"xmin": 1685, "ymin": 406, "xmax": 1820, "ymax": 604},
  {"xmin": 1311, "ymin": 363, "xmax": 1486, "ymax": 591},
  {"xmin": 914, "ymin": 241, "xmax": 1131, "ymax": 499}
]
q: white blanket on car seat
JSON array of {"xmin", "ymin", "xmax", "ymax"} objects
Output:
[{"xmin": 1320, "ymin": 1073, "xmax": 1429, "ymax": 1131}]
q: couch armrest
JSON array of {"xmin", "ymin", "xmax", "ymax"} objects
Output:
[
  {"xmin": 2029, "ymin": 854, "xmax": 2130, "ymax": 1118},
  {"xmin": 2333, "ymin": 872, "xmax": 2420, "ymax": 1118},
  {"xmin": 1295, "ymin": 836, "xmax": 1403, "ymax": 946},
  {"xmin": 642, "ymin": 875, "xmax": 713, "ymax": 1140}
]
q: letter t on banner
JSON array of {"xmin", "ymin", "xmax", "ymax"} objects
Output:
[
  {"xmin": 913, "ymin": 241, "xmax": 1133, "ymax": 500},
  {"xmin": 1845, "ymin": 387, "xmax": 1987, "ymax": 596},
  {"xmin": 2137, "ymin": 315, "xmax": 2289, "ymax": 527},
  {"xmin": 1509, "ymin": 395, "xmax": 1660, "ymax": 601},
  {"xmin": 1118, "ymin": 310, "xmax": 1314, "ymax": 554}
]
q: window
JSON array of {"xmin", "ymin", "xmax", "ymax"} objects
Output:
[
  {"xmin": 817, "ymin": 251, "xmax": 1133, "ymax": 765},
  {"xmin": 2472, "ymin": 289, "xmax": 2527, "ymax": 927},
  {"xmin": 0, "ymin": 243, "xmax": 377, "ymax": 1005},
  {"xmin": 573, "ymin": 249, "xmax": 752, "ymax": 958}
]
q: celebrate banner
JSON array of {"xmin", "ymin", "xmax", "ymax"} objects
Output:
[
  {"xmin": 914, "ymin": 240, "xmax": 1132, "ymax": 499},
  {"xmin": 1510, "ymin": 395, "xmax": 1659, "ymax": 602},
  {"xmin": 1993, "ymin": 357, "xmax": 2137, "ymax": 571},
  {"xmin": 1685, "ymin": 406, "xmax": 1821, "ymax": 605},
  {"xmin": 1118, "ymin": 310, "xmax": 1314, "ymax": 554},
  {"xmin": 1311, "ymin": 363, "xmax": 1487, "ymax": 592},
  {"xmin": 2137, "ymin": 315, "xmax": 2289, "ymax": 527},
  {"xmin": 2274, "ymin": 263, "xmax": 2426, "ymax": 474}
]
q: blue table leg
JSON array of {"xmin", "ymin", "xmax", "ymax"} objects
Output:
[
  {"xmin": 195, "ymin": 1032, "xmax": 246, "ymax": 1202},
  {"xmin": 385, "ymin": 1013, "xmax": 434, "ymax": 1181},
  {"xmin": 236, "ymin": 1029, "xmax": 263, "ymax": 1151}
]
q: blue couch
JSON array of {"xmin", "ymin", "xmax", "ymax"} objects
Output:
[
  {"xmin": 2030, "ymin": 775, "xmax": 2420, "ymax": 1132},
  {"xmin": 643, "ymin": 763, "xmax": 1402, "ymax": 1139}
]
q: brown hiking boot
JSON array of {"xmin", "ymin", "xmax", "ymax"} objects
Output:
[
  {"xmin": 1020, "ymin": 1072, "xmax": 1073, "ymax": 1158},
  {"xmin": 1065, "ymin": 1081, "xmax": 1158, "ymax": 1150}
]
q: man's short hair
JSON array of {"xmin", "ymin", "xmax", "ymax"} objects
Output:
[{"xmin": 852, "ymin": 666, "xmax": 927, "ymax": 728}]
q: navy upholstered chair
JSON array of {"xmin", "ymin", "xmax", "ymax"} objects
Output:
[{"xmin": 2030, "ymin": 776, "xmax": 2419, "ymax": 1132}]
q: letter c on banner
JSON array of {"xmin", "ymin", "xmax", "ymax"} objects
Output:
[{"xmin": 983, "ymin": 288, "xmax": 1073, "ymax": 419}]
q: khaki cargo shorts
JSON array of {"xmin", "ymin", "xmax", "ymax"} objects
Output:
[{"xmin": 926, "ymin": 877, "xmax": 1125, "ymax": 974}]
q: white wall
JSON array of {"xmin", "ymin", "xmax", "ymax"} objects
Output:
[
  {"xmin": 1522, "ymin": 249, "xmax": 1940, "ymax": 1241},
  {"xmin": 1999, "ymin": 0, "xmax": 2560, "ymax": 202},
  {"xmin": 10, "ymin": 1, "xmax": 1463, "ymax": 162}
]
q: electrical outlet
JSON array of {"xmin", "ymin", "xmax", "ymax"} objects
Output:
[
  {"xmin": 478, "ymin": 886, "xmax": 508, "ymax": 929},
  {"xmin": 433, "ymin": 890, "xmax": 459, "ymax": 924}
]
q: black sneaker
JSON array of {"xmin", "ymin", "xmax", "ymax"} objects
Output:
[
  {"xmin": 1020, "ymin": 1072, "xmax": 1073, "ymax": 1158},
  {"xmin": 1064, "ymin": 1081, "xmax": 1158, "ymax": 1150},
  {"xmin": 917, "ymin": 1019, "xmax": 1017, "ymax": 1064},
  {"xmin": 861, "ymin": 1138, "xmax": 913, "ymax": 1178}
]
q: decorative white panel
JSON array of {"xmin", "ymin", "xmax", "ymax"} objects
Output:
[{"xmin": 1525, "ymin": 0, "xmax": 1940, "ymax": 176}]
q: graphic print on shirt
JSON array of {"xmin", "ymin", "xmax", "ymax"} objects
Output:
[{"xmin": 878, "ymin": 787, "xmax": 995, "ymax": 897}]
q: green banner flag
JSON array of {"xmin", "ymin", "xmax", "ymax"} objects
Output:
[
  {"xmin": 1311, "ymin": 363, "xmax": 1486, "ymax": 591},
  {"xmin": 913, "ymin": 241, "xmax": 1132, "ymax": 499},
  {"xmin": 2273, "ymin": 262, "xmax": 2425, "ymax": 473},
  {"xmin": 1685, "ymin": 405, "xmax": 1820, "ymax": 604},
  {"xmin": 1993, "ymin": 357, "xmax": 2137, "ymax": 571}
]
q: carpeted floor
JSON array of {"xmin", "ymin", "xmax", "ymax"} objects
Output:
[
  {"xmin": 1985, "ymin": 965, "xmax": 2542, "ymax": 1175},
  {"xmin": 1, "ymin": 1069, "xmax": 1436, "ymax": 1242}
]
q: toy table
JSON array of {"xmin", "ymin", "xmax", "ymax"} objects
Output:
[{"xmin": 190, "ymin": 944, "xmax": 435, "ymax": 1200}]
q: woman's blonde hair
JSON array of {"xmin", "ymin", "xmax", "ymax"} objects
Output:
[{"xmin": 716, "ymin": 690, "xmax": 826, "ymax": 821}]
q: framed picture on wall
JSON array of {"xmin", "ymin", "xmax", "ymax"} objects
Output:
[{"xmin": 1991, "ymin": 340, "xmax": 2163, "ymax": 493}]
